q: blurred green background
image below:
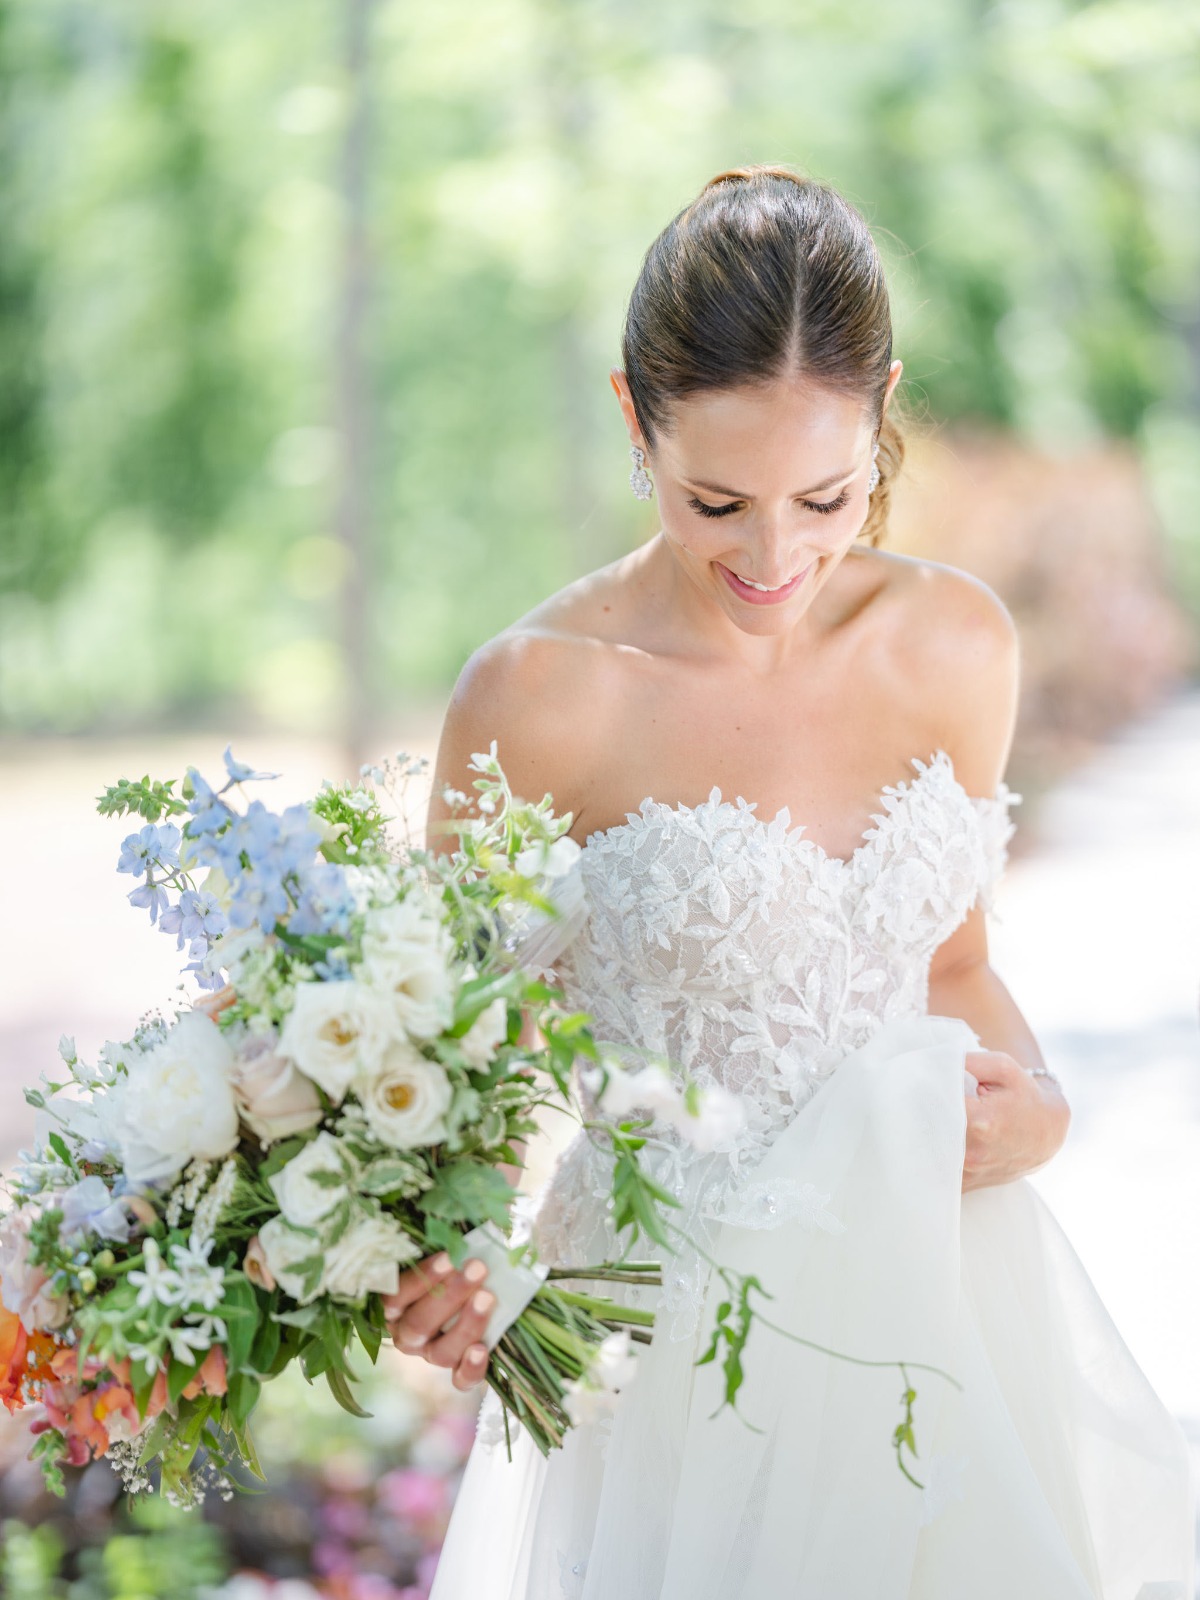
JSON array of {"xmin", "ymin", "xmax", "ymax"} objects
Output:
[
  {"xmin": 2, "ymin": 0, "xmax": 1198, "ymax": 762},
  {"xmin": 3, "ymin": 3, "xmax": 1200, "ymax": 1596}
]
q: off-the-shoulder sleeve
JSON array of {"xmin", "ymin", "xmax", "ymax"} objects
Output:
[
  {"xmin": 504, "ymin": 864, "xmax": 589, "ymax": 980},
  {"xmin": 971, "ymin": 779, "xmax": 1022, "ymax": 915}
]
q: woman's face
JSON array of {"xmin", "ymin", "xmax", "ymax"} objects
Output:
[{"xmin": 613, "ymin": 364, "xmax": 902, "ymax": 637}]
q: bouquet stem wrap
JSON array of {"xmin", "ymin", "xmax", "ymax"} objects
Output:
[{"xmin": 448, "ymin": 1222, "xmax": 551, "ymax": 1350}]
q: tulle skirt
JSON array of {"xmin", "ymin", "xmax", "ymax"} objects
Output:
[{"xmin": 429, "ymin": 1016, "xmax": 1195, "ymax": 1600}]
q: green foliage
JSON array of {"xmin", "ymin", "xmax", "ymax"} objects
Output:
[
  {"xmin": 95, "ymin": 775, "xmax": 191, "ymax": 822},
  {"xmin": 419, "ymin": 1157, "xmax": 516, "ymax": 1226},
  {"xmin": 0, "ymin": 0, "xmax": 1196, "ymax": 731}
]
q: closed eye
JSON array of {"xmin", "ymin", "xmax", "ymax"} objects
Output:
[{"xmin": 686, "ymin": 490, "xmax": 851, "ymax": 520}]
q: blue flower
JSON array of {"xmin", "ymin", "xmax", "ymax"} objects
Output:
[
  {"xmin": 289, "ymin": 861, "xmax": 356, "ymax": 938},
  {"xmin": 223, "ymin": 745, "xmax": 280, "ymax": 785},
  {"xmin": 117, "ymin": 822, "xmax": 182, "ymax": 878},
  {"xmin": 58, "ymin": 1176, "xmax": 133, "ymax": 1245},
  {"xmin": 184, "ymin": 767, "xmax": 230, "ymax": 837},
  {"xmin": 159, "ymin": 888, "xmax": 227, "ymax": 953},
  {"xmin": 127, "ymin": 879, "xmax": 172, "ymax": 924}
]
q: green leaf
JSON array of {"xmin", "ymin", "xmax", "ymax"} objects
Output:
[
  {"xmin": 227, "ymin": 1372, "xmax": 261, "ymax": 1430},
  {"xmin": 167, "ymin": 1354, "xmax": 201, "ymax": 1407},
  {"xmin": 249, "ymin": 1308, "xmax": 281, "ymax": 1374},
  {"xmin": 420, "ymin": 1160, "xmax": 515, "ymax": 1227},
  {"xmin": 326, "ymin": 1364, "xmax": 372, "ymax": 1418},
  {"xmin": 359, "ymin": 1157, "xmax": 431, "ymax": 1197},
  {"xmin": 422, "ymin": 1217, "xmax": 468, "ymax": 1266},
  {"xmin": 46, "ymin": 1131, "xmax": 76, "ymax": 1170},
  {"xmin": 352, "ymin": 1302, "xmax": 383, "ymax": 1364}
]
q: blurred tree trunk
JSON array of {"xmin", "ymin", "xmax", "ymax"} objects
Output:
[
  {"xmin": 333, "ymin": 0, "xmax": 374, "ymax": 773},
  {"xmin": 544, "ymin": 7, "xmax": 598, "ymax": 580}
]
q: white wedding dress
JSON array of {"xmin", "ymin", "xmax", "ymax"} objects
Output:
[{"xmin": 429, "ymin": 749, "xmax": 1195, "ymax": 1600}]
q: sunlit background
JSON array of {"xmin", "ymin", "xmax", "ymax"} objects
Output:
[{"xmin": 2, "ymin": 1, "xmax": 1199, "ymax": 1594}]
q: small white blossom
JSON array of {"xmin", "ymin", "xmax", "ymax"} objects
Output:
[
  {"xmin": 169, "ymin": 1234, "xmax": 226, "ymax": 1312},
  {"xmin": 128, "ymin": 1238, "xmax": 185, "ymax": 1309}
]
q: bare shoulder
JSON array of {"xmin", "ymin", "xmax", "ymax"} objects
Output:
[
  {"xmin": 428, "ymin": 559, "xmax": 636, "ymax": 838},
  {"xmin": 852, "ymin": 548, "xmax": 1020, "ymax": 794}
]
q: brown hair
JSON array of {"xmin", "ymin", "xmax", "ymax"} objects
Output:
[{"xmin": 621, "ymin": 163, "xmax": 903, "ymax": 546}]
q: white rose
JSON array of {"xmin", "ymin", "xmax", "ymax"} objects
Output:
[
  {"xmin": 458, "ymin": 997, "xmax": 508, "ymax": 1068},
  {"xmin": 101, "ymin": 1011, "xmax": 240, "ymax": 1187},
  {"xmin": 258, "ymin": 1215, "xmax": 324, "ymax": 1303},
  {"xmin": 268, "ymin": 1131, "xmax": 354, "ymax": 1228},
  {"xmin": 231, "ymin": 1036, "xmax": 324, "ymax": 1146},
  {"xmin": 360, "ymin": 899, "xmax": 454, "ymax": 1040},
  {"xmin": 277, "ymin": 980, "xmax": 391, "ymax": 1103},
  {"xmin": 323, "ymin": 1211, "xmax": 421, "ymax": 1300},
  {"xmin": 356, "ymin": 1039, "xmax": 453, "ymax": 1149}
]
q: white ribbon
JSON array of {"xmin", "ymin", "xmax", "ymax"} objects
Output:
[{"xmin": 440, "ymin": 1219, "xmax": 551, "ymax": 1350}]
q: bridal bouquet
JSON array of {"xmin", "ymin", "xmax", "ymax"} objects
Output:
[{"xmin": 0, "ymin": 745, "xmax": 756, "ymax": 1504}]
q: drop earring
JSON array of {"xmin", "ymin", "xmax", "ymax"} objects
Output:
[
  {"xmin": 629, "ymin": 444, "xmax": 654, "ymax": 501},
  {"xmin": 868, "ymin": 440, "xmax": 881, "ymax": 495}
]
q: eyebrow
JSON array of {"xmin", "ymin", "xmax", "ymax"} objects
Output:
[{"xmin": 686, "ymin": 467, "xmax": 856, "ymax": 499}]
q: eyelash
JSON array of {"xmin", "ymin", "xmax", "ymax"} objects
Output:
[{"xmin": 686, "ymin": 490, "xmax": 851, "ymax": 520}]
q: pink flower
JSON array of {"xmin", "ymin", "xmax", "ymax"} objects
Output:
[
  {"xmin": 182, "ymin": 1347, "xmax": 227, "ymax": 1400},
  {"xmin": 242, "ymin": 1235, "xmax": 276, "ymax": 1292},
  {"xmin": 232, "ymin": 1036, "xmax": 324, "ymax": 1146},
  {"xmin": 379, "ymin": 1466, "xmax": 449, "ymax": 1525},
  {"xmin": 0, "ymin": 1211, "xmax": 69, "ymax": 1333}
]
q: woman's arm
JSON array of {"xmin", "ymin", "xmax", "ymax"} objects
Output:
[
  {"xmin": 928, "ymin": 936, "xmax": 1071, "ymax": 1191},
  {"xmin": 915, "ymin": 563, "xmax": 1069, "ymax": 1192}
]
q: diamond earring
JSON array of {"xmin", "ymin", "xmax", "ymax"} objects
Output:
[
  {"xmin": 868, "ymin": 440, "xmax": 881, "ymax": 495},
  {"xmin": 629, "ymin": 444, "xmax": 654, "ymax": 501}
]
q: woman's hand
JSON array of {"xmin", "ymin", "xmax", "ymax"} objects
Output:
[
  {"xmin": 962, "ymin": 1050, "xmax": 1070, "ymax": 1192},
  {"xmin": 382, "ymin": 1253, "xmax": 496, "ymax": 1391}
]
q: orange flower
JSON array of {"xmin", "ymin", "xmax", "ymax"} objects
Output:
[
  {"xmin": 0, "ymin": 1303, "xmax": 29, "ymax": 1413},
  {"xmin": 182, "ymin": 1346, "xmax": 227, "ymax": 1400}
]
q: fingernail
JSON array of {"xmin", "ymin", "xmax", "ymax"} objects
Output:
[
  {"xmin": 464, "ymin": 1259, "xmax": 488, "ymax": 1284},
  {"xmin": 399, "ymin": 1330, "xmax": 427, "ymax": 1348},
  {"xmin": 431, "ymin": 1253, "xmax": 452, "ymax": 1275},
  {"xmin": 469, "ymin": 1344, "xmax": 487, "ymax": 1362},
  {"xmin": 472, "ymin": 1289, "xmax": 494, "ymax": 1315}
]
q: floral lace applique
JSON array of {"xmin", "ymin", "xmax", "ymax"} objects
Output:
[{"xmin": 522, "ymin": 750, "xmax": 1021, "ymax": 1341}]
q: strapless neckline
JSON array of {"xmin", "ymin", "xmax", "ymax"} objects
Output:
[{"xmin": 580, "ymin": 747, "xmax": 998, "ymax": 872}]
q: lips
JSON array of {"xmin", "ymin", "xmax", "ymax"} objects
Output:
[{"xmin": 717, "ymin": 560, "xmax": 814, "ymax": 606}]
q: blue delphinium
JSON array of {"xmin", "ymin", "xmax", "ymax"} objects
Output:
[{"xmin": 159, "ymin": 888, "xmax": 227, "ymax": 957}]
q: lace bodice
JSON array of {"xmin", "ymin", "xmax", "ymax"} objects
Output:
[{"xmin": 518, "ymin": 749, "xmax": 1022, "ymax": 1341}]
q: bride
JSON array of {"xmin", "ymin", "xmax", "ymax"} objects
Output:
[{"xmin": 383, "ymin": 165, "xmax": 1194, "ymax": 1597}]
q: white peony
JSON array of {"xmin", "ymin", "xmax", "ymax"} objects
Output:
[
  {"xmin": 457, "ymin": 997, "xmax": 509, "ymax": 1068},
  {"xmin": 356, "ymin": 1039, "xmax": 453, "ymax": 1149},
  {"xmin": 100, "ymin": 1010, "xmax": 240, "ymax": 1187},
  {"xmin": 268, "ymin": 1131, "xmax": 354, "ymax": 1229},
  {"xmin": 359, "ymin": 898, "xmax": 454, "ymax": 1039},
  {"xmin": 323, "ymin": 1211, "xmax": 421, "ymax": 1300},
  {"xmin": 257, "ymin": 1215, "xmax": 324, "ymax": 1302},
  {"xmin": 276, "ymin": 980, "xmax": 391, "ymax": 1103}
]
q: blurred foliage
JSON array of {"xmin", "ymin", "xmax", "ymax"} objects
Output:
[
  {"xmin": 0, "ymin": 1353, "xmax": 477, "ymax": 1599},
  {"xmin": 0, "ymin": 0, "xmax": 1197, "ymax": 733}
]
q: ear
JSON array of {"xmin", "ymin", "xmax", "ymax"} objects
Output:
[
  {"xmin": 880, "ymin": 359, "xmax": 904, "ymax": 420},
  {"xmin": 610, "ymin": 367, "xmax": 647, "ymax": 450}
]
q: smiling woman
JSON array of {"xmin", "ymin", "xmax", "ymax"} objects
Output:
[{"xmin": 399, "ymin": 165, "xmax": 1195, "ymax": 1600}]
